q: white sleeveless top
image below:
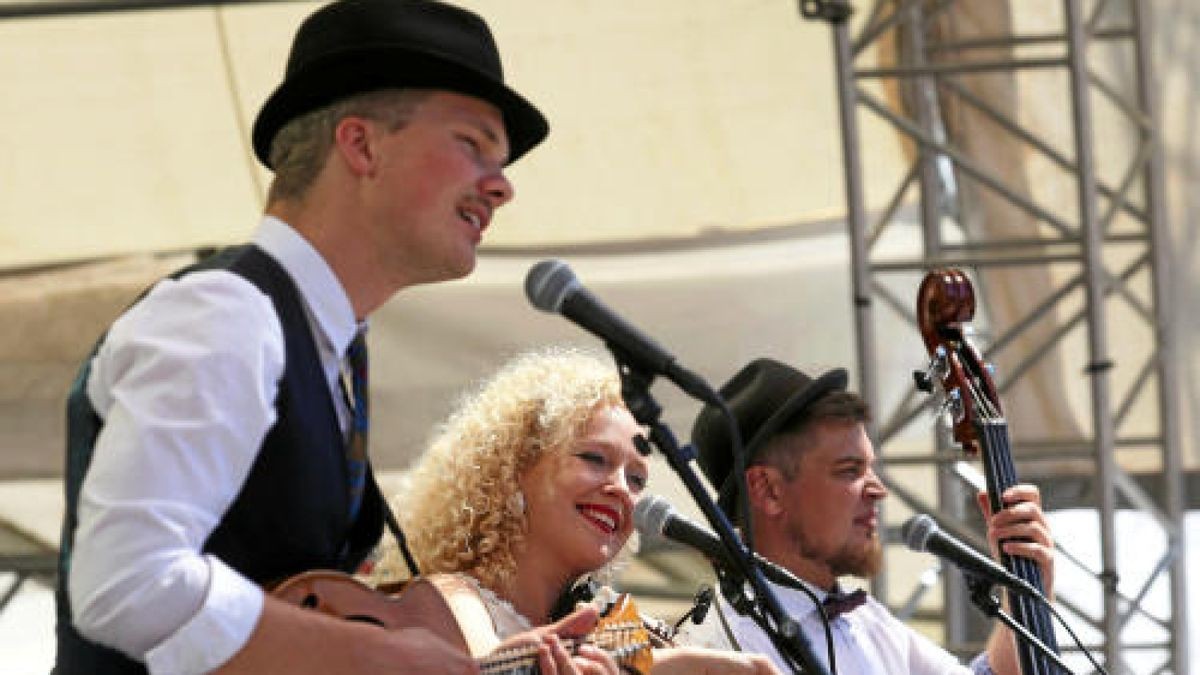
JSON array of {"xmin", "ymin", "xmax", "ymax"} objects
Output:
[{"xmin": 457, "ymin": 573, "xmax": 534, "ymax": 639}]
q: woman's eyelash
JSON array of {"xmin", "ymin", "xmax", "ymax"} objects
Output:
[{"xmin": 576, "ymin": 450, "xmax": 648, "ymax": 489}]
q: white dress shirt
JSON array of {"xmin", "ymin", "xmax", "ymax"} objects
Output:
[
  {"xmin": 69, "ymin": 216, "xmax": 362, "ymax": 674},
  {"xmin": 678, "ymin": 577, "xmax": 981, "ymax": 675}
]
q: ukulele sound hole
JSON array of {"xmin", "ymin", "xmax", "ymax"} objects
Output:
[{"xmin": 301, "ymin": 594, "xmax": 320, "ymax": 609}]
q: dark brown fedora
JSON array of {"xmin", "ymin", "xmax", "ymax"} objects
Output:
[
  {"xmin": 692, "ymin": 359, "xmax": 848, "ymax": 513},
  {"xmin": 252, "ymin": 0, "xmax": 548, "ymax": 169}
]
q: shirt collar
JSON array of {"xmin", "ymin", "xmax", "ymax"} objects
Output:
[
  {"xmin": 764, "ymin": 576, "xmax": 854, "ymax": 619},
  {"xmin": 253, "ymin": 215, "xmax": 365, "ymax": 357}
]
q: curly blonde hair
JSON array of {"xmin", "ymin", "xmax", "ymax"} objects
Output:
[{"xmin": 379, "ymin": 347, "xmax": 627, "ymax": 594}]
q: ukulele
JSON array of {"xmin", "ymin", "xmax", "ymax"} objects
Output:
[
  {"xmin": 272, "ymin": 570, "xmax": 654, "ymax": 674},
  {"xmin": 916, "ymin": 268, "xmax": 1062, "ymax": 675}
]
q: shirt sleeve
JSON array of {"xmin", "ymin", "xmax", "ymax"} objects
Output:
[{"xmin": 68, "ymin": 269, "xmax": 285, "ymax": 674}]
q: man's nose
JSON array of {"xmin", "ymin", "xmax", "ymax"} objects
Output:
[
  {"xmin": 480, "ymin": 171, "xmax": 513, "ymax": 208},
  {"xmin": 865, "ymin": 471, "xmax": 889, "ymax": 500}
]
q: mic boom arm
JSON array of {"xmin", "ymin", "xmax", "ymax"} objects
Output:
[
  {"xmin": 524, "ymin": 259, "xmax": 828, "ymax": 674},
  {"xmin": 524, "ymin": 259, "xmax": 721, "ymax": 405},
  {"xmin": 636, "ymin": 415, "xmax": 828, "ymax": 675}
]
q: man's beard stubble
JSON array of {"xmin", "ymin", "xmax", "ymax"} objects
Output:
[
  {"xmin": 829, "ymin": 535, "xmax": 884, "ymax": 579},
  {"xmin": 795, "ymin": 528, "xmax": 885, "ymax": 580}
]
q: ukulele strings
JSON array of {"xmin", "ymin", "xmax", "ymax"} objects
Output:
[{"xmin": 480, "ymin": 623, "xmax": 650, "ymax": 674}]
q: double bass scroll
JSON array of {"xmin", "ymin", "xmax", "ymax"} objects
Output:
[{"xmin": 915, "ymin": 268, "xmax": 1063, "ymax": 675}]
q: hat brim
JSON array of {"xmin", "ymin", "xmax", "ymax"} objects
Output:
[
  {"xmin": 716, "ymin": 368, "xmax": 849, "ymax": 513},
  {"xmin": 252, "ymin": 47, "xmax": 548, "ymax": 169}
]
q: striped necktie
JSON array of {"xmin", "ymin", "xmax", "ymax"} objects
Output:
[{"xmin": 344, "ymin": 331, "xmax": 369, "ymax": 522}]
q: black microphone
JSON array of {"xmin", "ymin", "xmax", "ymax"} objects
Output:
[
  {"xmin": 524, "ymin": 260, "xmax": 720, "ymax": 405},
  {"xmin": 902, "ymin": 514, "xmax": 1042, "ymax": 598},
  {"xmin": 634, "ymin": 495, "xmax": 807, "ymax": 590}
]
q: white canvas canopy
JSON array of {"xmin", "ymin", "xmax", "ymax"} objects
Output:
[
  {"xmin": 1, "ymin": 0, "xmax": 909, "ymax": 478},
  {"xmin": 4, "ymin": 0, "xmax": 1196, "ymax": 478}
]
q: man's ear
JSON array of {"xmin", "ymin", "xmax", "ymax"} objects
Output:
[
  {"xmin": 333, "ymin": 116, "xmax": 378, "ymax": 177},
  {"xmin": 745, "ymin": 465, "xmax": 787, "ymax": 518}
]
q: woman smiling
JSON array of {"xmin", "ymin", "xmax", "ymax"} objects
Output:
[{"xmin": 375, "ymin": 348, "xmax": 778, "ymax": 675}]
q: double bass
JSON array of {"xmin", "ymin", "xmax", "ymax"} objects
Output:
[{"xmin": 915, "ymin": 268, "xmax": 1062, "ymax": 675}]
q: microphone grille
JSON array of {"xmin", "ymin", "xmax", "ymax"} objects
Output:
[
  {"xmin": 524, "ymin": 259, "xmax": 579, "ymax": 313},
  {"xmin": 902, "ymin": 514, "xmax": 938, "ymax": 552},
  {"xmin": 633, "ymin": 495, "xmax": 674, "ymax": 538}
]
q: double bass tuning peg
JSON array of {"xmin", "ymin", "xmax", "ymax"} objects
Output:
[
  {"xmin": 913, "ymin": 346, "xmax": 948, "ymax": 394},
  {"xmin": 938, "ymin": 389, "xmax": 963, "ymax": 424},
  {"xmin": 913, "ymin": 369, "xmax": 934, "ymax": 393}
]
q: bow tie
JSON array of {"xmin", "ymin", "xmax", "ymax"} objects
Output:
[{"xmin": 821, "ymin": 588, "xmax": 868, "ymax": 619}]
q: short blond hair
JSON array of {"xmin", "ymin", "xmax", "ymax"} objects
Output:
[
  {"xmin": 266, "ymin": 88, "xmax": 429, "ymax": 203},
  {"xmin": 381, "ymin": 348, "xmax": 625, "ymax": 593}
]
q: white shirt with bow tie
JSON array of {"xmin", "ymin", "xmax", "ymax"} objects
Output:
[{"xmin": 676, "ymin": 576, "xmax": 990, "ymax": 675}]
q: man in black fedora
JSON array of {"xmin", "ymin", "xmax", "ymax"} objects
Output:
[
  {"xmin": 679, "ymin": 358, "xmax": 1056, "ymax": 675},
  {"xmin": 54, "ymin": 2, "xmax": 616, "ymax": 673}
]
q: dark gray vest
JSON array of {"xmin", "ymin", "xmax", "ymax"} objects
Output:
[{"xmin": 54, "ymin": 245, "xmax": 385, "ymax": 674}]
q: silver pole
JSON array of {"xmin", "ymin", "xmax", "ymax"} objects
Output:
[
  {"xmin": 1064, "ymin": 0, "xmax": 1122, "ymax": 670},
  {"xmin": 831, "ymin": 12, "xmax": 883, "ymax": 602},
  {"xmin": 1130, "ymin": 1, "xmax": 1190, "ymax": 672}
]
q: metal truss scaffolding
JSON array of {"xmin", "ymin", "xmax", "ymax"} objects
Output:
[{"xmin": 815, "ymin": 0, "xmax": 1189, "ymax": 673}]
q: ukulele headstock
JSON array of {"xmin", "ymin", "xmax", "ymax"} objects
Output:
[{"xmin": 593, "ymin": 593, "xmax": 654, "ymax": 675}]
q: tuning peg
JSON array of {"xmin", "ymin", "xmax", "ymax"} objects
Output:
[
  {"xmin": 941, "ymin": 389, "xmax": 963, "ymax": 422},
  {"xmin": 932, "ymin": 389, "xmax": 963, "ymax": 432},
  {"xmin": 913, "ymin": 369, "xmax": 934, "ymax": 393},
  {"xmin": 914, "ymin": 346, "xmax": 948, "ymax": 393}
]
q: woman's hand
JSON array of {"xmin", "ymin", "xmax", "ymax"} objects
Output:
[{"xmin": 492, "ymin": 606, "xmax": 619, "ymax": 675}]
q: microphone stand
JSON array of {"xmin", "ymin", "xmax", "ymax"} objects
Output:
[
  {"xmin": 964, "ymin": 577, "xmax": 1076, "ymax": 675},
  {"xmin": 610, "ymin": 351, "xmax": 830, "ymax": 675}
]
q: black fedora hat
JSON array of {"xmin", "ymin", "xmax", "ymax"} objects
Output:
[
  {"xmin": 692, "ymin": 359, "xmax": 848, "ymax": 514},
  {"xmin": 252, "ymin": 0, "xmax": 549, "ymax": 169}
]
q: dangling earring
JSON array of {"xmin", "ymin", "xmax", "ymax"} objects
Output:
[{"xmin": 510, "ymin": 490, "xmax": 526, "ymax": 515}]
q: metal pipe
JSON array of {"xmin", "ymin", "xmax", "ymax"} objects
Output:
[
  {"xmin": 1064, "ymin": 1, "xmax": 1122, "ymax": 668},
  {"xmin": 926, "ymin": 28, "xmax": 1134, "ymax": 53},
  {"xmin": 0, "ymin": 0, "xmax": 293, "ymax": 21},
  {"xmin": 856, "ymin": 56, "xmax": 1066, "ymax": 78},
  {"xmin": 939, "ymin": 76, "xmax": 1150, "ymax": 223},
  {"xmin": 1130, "ymin": 0, "xmax": 1190, "ymax": 668},
  {"xmin": 858, "ymin": 88, "xmax": 1076, "ymax": 237},
  {"xmin": 832, "ymin": 14, "xmax": 884, "ymax": 601}
]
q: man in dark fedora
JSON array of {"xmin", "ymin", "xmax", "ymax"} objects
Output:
[
  {"xmin": 680, "ymin": 358, "xmax": 1056, "ymax": 675},
  {"xmin": 54, "ymin": 2, "xmax": 617, "ymax": 674}
]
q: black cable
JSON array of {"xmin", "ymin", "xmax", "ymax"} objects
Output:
[
  {"xmin": 778, "ymin": 575, "xmax": 837, "ymax": 674},
  {"xmin": 211, "ymin": 3, "xmax": 266, "ymax": 209},
  {"xmin": 1043, "ymin": 597, "xmax": 1108, "ymax": 675},
  {"xmin": 379, "ymin": 496, "xmax": 419, "ymax": 578},
  {"xmin": 715, "ymin": 560, "xmax": 837, "ymax": 674},
  {"xmin": 717, "ymin": 385, "xmax": 836, "ymax": 673}
]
